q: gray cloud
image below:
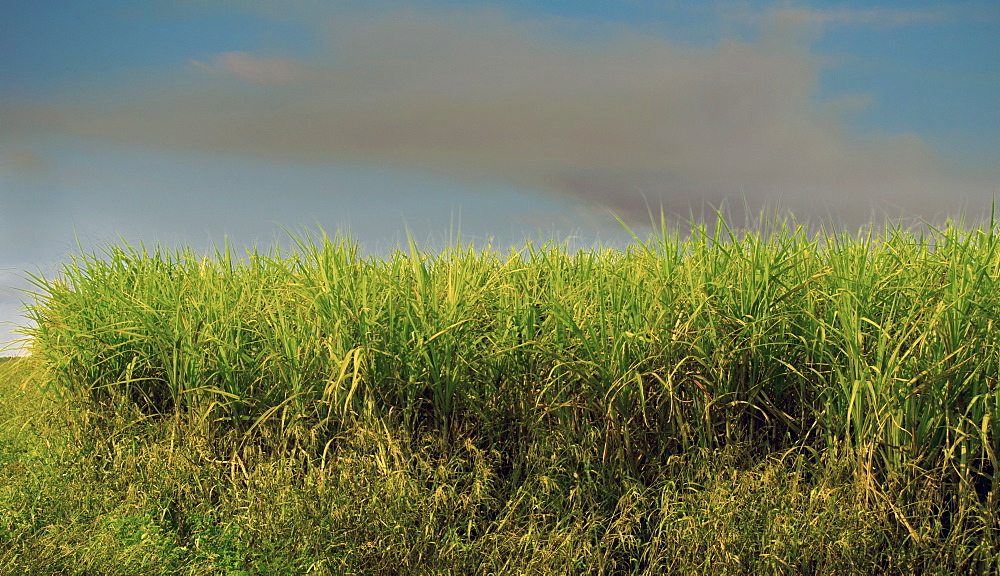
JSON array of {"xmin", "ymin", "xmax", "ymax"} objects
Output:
[
  {"xmin": 747, "ymin": 5, "xmax": 948, "ymax": 29},
  {"xmin": 0, "ymin": 147, "xmax": 50, "ymax": 176},
  {"xmin": 7, "ymin": 3, "xmax": 997, "ymax": 227},
  {"xmin": 189, "ymin": 51, "xmax": 312, "ymax": 84}
]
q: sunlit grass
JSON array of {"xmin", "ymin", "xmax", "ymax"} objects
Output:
[{"xmin": 7, "ymin": 212, "xmax": 1000, "ymax": 573}]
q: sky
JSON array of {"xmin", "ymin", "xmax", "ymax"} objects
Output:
[{"xmin": 1, "ymin": 0, "xmax": 999, "ymax": 355}]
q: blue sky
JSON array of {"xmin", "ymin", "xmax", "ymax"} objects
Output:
[{"xmin": 2, "ymin": 0, "xmax": 999, "ymax": 354}]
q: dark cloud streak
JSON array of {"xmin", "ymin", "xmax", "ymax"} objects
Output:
[{"xmin": 6, "ymin": 3, "xmax": 997, "ymax": 227}]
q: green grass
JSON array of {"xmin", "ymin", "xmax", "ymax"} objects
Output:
[{"xmin": 4, "ymin": 213, "xmax": 1000, "ymax": 574}]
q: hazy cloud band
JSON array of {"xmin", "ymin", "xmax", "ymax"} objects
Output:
[{"xmin": 6, "ymin": 3, "xmax": 996, "ymax": 225}]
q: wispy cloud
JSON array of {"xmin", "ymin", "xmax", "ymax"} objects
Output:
[
  {"xmin": 189, "ymin": 51, "xmax": 310, "ymax": 84},
  {"xmin": 7, "ymin": 3, "xmax": 995, "ymax": 225},
  {"xmin": 758, "ymin": 5, "xmax": 947, "ymax": 29},
  {"xmin": 0, "ymin": 147, "xmax": 49, "ymax": 176}
]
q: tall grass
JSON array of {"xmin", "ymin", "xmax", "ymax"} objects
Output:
[{"xmin": 23, "ymin": 213, "xmax": 1000, "ymax": 500}]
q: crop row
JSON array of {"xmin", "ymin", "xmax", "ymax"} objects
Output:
[{"xmin": 25, "ymin": 217, "xmax": 1000, "ymax": 484}]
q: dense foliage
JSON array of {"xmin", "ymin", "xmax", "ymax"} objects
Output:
[{"xmin": 13, "ymin": 215, "xmax": 1000, "ymax": 573}]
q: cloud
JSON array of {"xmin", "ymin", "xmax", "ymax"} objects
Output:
[
  {"xmin": 6, "ymin": 3, "xmax": 996, "ymax": 226},
  {"xmin": 0, "ymin": 147, "xmax": 49, "ymax": 176},
  {"xmin": 189, "ymin": 51, "xmax": 310, "ymax": 84},
  {"xmin": 758, "ymin": 5, "xmax": 946, "ymax": 29}
]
